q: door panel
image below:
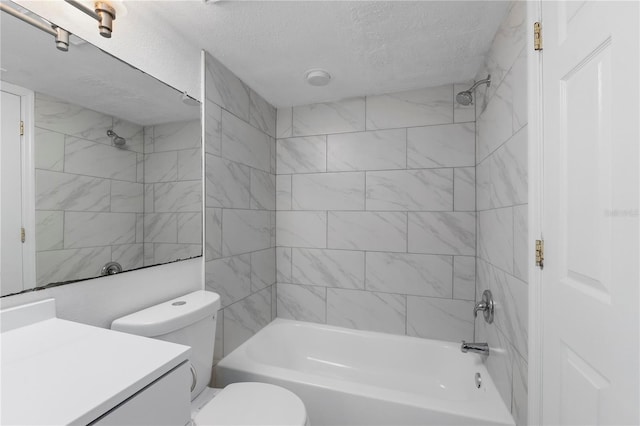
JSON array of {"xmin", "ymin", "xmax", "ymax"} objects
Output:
[{"xmin": 542, "ymin": 1, "xmax": 639, "ymax": 424}]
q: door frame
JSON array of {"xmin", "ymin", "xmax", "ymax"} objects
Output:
[
  {"xmin": 0, "ymin": 81, "xmax": 36, "ymax": 291},
  {"xmin": 526, "ymin": 0, "xmax": 543, "ymax": 424}
]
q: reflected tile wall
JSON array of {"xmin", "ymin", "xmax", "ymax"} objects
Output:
[
  {"xmin": 474, "ymin": 2, "xmax": 528, "ymax": 423},
  {"xmin": 276, "ymin": 84, "xmax": 477, "ymax": 343},
  {"xmin": 34, "ymin": 92, "xmax": 203, "ymax": 284},
  {"xmin": 205, "ymin": 53, "xmax": 277, "ymax": 361}
]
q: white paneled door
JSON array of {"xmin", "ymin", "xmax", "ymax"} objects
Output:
[{"xmin": 541, "ymin": 1, "xmax": 639, "ymax": 424}]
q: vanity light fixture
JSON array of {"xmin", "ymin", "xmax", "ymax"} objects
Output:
[
  {"xmin": 0, "ymin": 3, "xmax": 70, "ymax": 51},
  {"xmin": 64, "ymin": 1, "xmax": 116, "ymax": 38}
]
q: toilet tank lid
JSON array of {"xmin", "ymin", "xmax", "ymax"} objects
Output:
[{"xmin": 111, "ymin": 291, "xmax": 221, "ymax": 337}]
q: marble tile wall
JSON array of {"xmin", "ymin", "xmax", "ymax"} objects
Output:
[
  {"xmin": 142, "ymin": 120, "xmax": 202, "ymax": 266},
  {"xmin": 473, "ymin": 2, "xmax": 528, "ymax": 425},
  {"xmin": 275, "ymin": 82, "xmax": 477, "ymax": 343},
  {"xmin": 34, "ymin": 93, "xmax": 145, "ymax": 285},
  {"xmin": 203, "ymin": 53, "xmax": 277, "ymax": 363},
  {"xmin": 34, "ymin": 93, "xmax": 202, "ymax": 286}
]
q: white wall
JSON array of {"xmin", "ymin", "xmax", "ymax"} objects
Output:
[{"xmin": 2, "ymin": 1, "xmax": 204, "ymax": 325}]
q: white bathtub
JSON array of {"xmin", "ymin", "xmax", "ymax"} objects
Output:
[{"xmin": 215, "ymin": 319, "xmax": 514, "ymax": 426}]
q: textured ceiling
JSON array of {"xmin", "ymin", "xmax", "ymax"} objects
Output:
[{"xmin": 139, "ymin": 1, "xmax": 511, "ymax": 107}]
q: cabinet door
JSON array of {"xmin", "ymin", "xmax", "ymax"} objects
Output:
[{"xmin": 92, "ymin": 363, "xmax": 191, "ymax": 426}]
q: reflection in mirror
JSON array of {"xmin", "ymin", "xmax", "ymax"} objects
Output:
[{"xmin": 0, "ymin": 4, "xmax": 202, "ymax": 296}]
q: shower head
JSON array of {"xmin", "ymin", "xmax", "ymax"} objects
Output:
[
  {"xmin": 455, "ymin": 74, "xmax": 491, "ymax": 106},
  {"xmin": 456, "ymin": 91, "xmax": 474, "ymax": 106},
  {"xmin": 107, "ymin": 129, "xmax": 126, "ymax": 147}
]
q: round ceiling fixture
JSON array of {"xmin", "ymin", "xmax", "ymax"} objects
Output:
[{"xmin": 305, "ymin": 69, "xmax": 332, "ymax": 86}]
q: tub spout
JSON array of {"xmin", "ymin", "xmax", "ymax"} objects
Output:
[{"xmin": 461, "ymin": 341, "xmax": 489, "ymax": 356}]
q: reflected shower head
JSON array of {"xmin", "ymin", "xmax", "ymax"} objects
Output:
[
  {"xmin": 456, "ymin": 91, "xmax": 474, "ymax": 106},
  {"xmin": 107, "ymin": 129, "xmax": 126, "ymax": 146},
  {"xmin": 455, "ymin": 74, "xmax": 491, "ymax": 106}
]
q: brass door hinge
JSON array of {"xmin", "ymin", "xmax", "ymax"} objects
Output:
[
  {"xmin": 535, "ymin": 239, "xmax": 544, "ymax": 269},
  {"xmin": 534, "ymin": 22, "xmax": 543, "ymax": 51},
  {"xmin": 21, "ymin": 227, "xmax": 26, "ymax": 243},
  {"xmin": 20, "ymin": 121, "xmax": 24, "ymax": 136}
]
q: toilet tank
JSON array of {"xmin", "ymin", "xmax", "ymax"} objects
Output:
[{"xmin": 111, "ymin": 291, "xmax": 221, "ymax": 399}]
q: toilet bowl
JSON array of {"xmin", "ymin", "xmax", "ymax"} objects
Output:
[{"xmin": 111, "ymin": 291, "xmax": 308, "ymax": 426}]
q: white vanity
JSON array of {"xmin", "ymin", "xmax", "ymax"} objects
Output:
[{"xmin": 1, "ymin": 299, "xmax": 192, "ymax": 425}]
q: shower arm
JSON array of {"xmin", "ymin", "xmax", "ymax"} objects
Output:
[{"xmin": 466, "ymin": 75, "xmax": 491, "ymax": 92}]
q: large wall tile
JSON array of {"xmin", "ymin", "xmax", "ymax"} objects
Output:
[
  {"xmin": 111, "ymin": 181, "xmax": 144, "ymax": 213},
  {"xmin": 366, "ymin": 169, "xmax": 453, "ymax": 211},
  {"xmin": 454, "ymin": 167, "xmax": 476, "ymax": 212},
  {"xmin": 36, "ymin": 246, "xmax": 111, "ymax": 286},
  {"xmin": 223, "ymin": 286, "xmax": 272, "ymax": 355},
  {"xmin": 292, "ymin": 172, "xmax": 365, "ymax": 211},
  {"xmin": 154, "ymin": 181, "xmax": 202, "ymax": 213},
  {"xmin": 327, "ymin": 288, "xmax": 405, "ymax": 334},
  {"xmin": 327, "ymin": 129, "xmax": 406, "ymax": 172},
  {"xmin": 513, "ymin": 204, "xmax": 528, "ymax": 282},
  {"xmin": 250, "ymin": 169, "xmax": 276, "ymax": 211},
  {"xmin": 205, "ymin": 54, "xmax": 250, "ymax": 122},
  {"xmin": 177, "ymin": 212, "xmax": 202, "ymax": 244},
  {"xmin": 276, "ymin": 247, "xmax": 292, "ymax": 283},
  {"xmin": 291, "ymin": 248, "xmax": 365, "ymax": 289},
  {"xmin": 144, "ymin": 213, "xmax": 177, "ymax": 243},
  {"xmin": 153, "ymin": 120, "xmax": 201, "ymax": 152},
  {"xmin": 276, "ymin": 107, "xmax": 293, "ymax": 139},
  {"xmin": 205, "ymin": 208, "xmax": 222, "ymax": 261},
  {"xmin": 277, "ymin": 135, "xmax": 326, "ymax": 174},
  {"xmin": 366, "ymin": 252, "xmax": 452, "ymax": 297},
  {"xmin": 328, "ymin": 211, "xmax": 406, "ymax": 252},
  {"xmin": 453, "ymin": 256, "xmax": 476, "ymax": 301},
  {"xmin": 222, "ymin": 209, "xmax": 271, "ymax": 256},
  {"xmin": 512, "ymin": 353, "xmax": 528, "ymax": 426},
  {"xmin": 477, "ymin": 126, "xmax": 527, "ymax": 210},
  {"xmin": 205, "ymin": 155, "xmax": 250, "ymax": 209},
  {"xmin": 34, "ymin": 128, "xmax": 64, "ymax": 171},
  {"xmin": 35, "ymin": 170, "xmax": 110, "ymax": 212},
  {"xmin": 205, "ymin": 254, "xmax": 251, "ymax": 308},
  {"xmin": 177, "ymin": 149, "xmax": 202, "ymax": 181},
  {"xmin": 366, "ymin": 85, "xmax": 453, "ymax": 130},
  {"xmin": 293, "ymin": 97, "xmax": 365, "ymax": 136},
  {"xmin": 277, "ymin": 283, "xmax": 326, "ymax": 323},
  {"xmin": 144, "ymin": 151, "xmax": 178, "ymax": 183},
  {"xmin": 65, "ymin": 137, "xmax": 137, "ymax": 182},
  {"xmin": 407, "ymin": 296, "xmax": 474, "ymax": 342},
  {"xmin": 407, "ymin": 123, "xmax": 475, "ymax": 168},
  {"xmin": 35, "ymin": 210, "xmax": 63, "ymax": 251},
  {"xmin": 205, "ymin": 99, "xmax": 222, "ymax": 156},
  {"xmin": 476, "ymin": 80, "xmax": 513, "ymax": 163},
  {"xmin": 112, "ymin": 243, "xmax": 144, "ymax": 270},
  {"xmin": 276, "ymin": 175, "xmax": 292, "ymax": 210},
  {"xmin": 153, "ymin": 243, "xmax": 201, "ymax": 264},
  {"xmin": 249, "ymin": 89, "xmax": 277, "ymax": 137},
  {"xmin": 34, "ymin": 93, "xmax": 112, "ymax": 144},
  {"xmin": 222, "ymin": 110, "xmax": 271, "ymax": 173},
  {"xmin": 408, "ymin": 212, "xmax": 475, "ymax": 255},
  {"xmin": 64, "ymin": 212, "xmax": 135, "ymax": 248},
  {"xmin": 276, "ymin": 211, "xmax": 327, "ymax": 248},
  {"xmin": 477, "ymin": 207, "xmax": 513, "ymax": 273},
  {"xmin": 251, "ymin": 248, "xmax": 276, "ymax": 291}
]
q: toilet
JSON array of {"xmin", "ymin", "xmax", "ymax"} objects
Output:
[{"xmin": 111, "ymin": 291, "xmax": 308, "ymax": 426}]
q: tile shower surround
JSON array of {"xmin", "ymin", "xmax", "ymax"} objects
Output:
[
  {"xmin": 473, "ymin": 2, "xmax": 528, "ymax": 425},
  {"xmin": 275, "ymin": 84, "xmax": 478, "ymax": 343},
  {"xmin": 34, "ymin": 92, "xmax": 201, "ymax": 286}
]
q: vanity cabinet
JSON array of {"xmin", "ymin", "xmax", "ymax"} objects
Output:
[{"xmin": 93, "ymin": 363, "xmax": 190, "ymax": 425}]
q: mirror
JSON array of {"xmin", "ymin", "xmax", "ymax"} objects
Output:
[{"xmin": 0, "ymin": 5, "xmax": 202, "ymax": 295}]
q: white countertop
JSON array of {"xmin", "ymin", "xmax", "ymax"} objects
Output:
[{"xmin": 1, "ymin": 299, "xmax": 191, "ymax": 425}]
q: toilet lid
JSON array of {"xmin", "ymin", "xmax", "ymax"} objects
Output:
[{"xmin": 194, "ymin": 382, "xmax": 307, "ymax": 426}]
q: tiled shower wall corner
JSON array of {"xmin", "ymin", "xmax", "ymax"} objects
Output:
[
  {"xmin": 473, "ymin": 2, "xmax": 528, "ymax": 425},
  {"xmin": 34, "ymin": 92, "xmax": 145, "ymax": 285},
  {"xmin": 203, "ymin": 52, "xmax": 277, "ymax": 362},
  {"xmin": 274, "ymin": 85, "xmax": 477, "ymax": 342},
  {"xmin": 142, "ymin": 120, "xmax": 202, "ymax": 266},
  {"xmin": 34, "ymin": 92, "xmax": 202, "ymax": 286}
]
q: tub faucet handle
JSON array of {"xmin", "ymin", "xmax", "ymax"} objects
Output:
[{"xmin": 474, "ymin": 290, "xmax": 494, "ymax": 323}]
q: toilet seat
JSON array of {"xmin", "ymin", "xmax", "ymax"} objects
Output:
[{"xmin": 193, "ymin": 382, "xmax": 308, "ymax": 426}]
